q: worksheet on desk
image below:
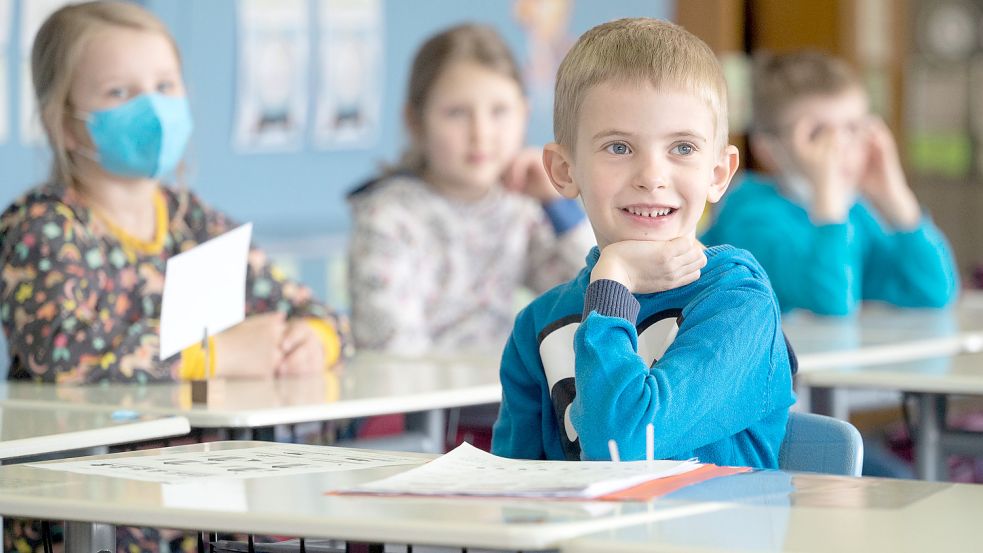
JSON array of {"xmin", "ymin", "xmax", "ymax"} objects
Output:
[
  {"xmin": 348, "ymin": 442, "xmax": 701, "ymax": 499},
  {"xmin": 30, "ymin": 445, "xmax": 425, "ymax": 484}
]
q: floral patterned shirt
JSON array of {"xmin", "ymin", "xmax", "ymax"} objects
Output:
[{"xmin": 0, "ymin": 182, "xmax": 349, "ymax": 384}]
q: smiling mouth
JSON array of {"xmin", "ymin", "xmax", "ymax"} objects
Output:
[{"xmin": 621, "ymin": 206, "xmax": 677, "ymax": 218}]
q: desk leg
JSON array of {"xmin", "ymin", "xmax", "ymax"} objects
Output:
[
  {"xmin": 64, "ymin": 521, "xmax": 114, "ymax": 553},
  {"xmin": 405, "ymin": 410, "xmax": 446, "ymax": 453},
  {"xmin": 232, "ymin": 428, "xmax": 254, "ymax": 440},
  {"xmin": 915, "ymin": 393, "xmax": 946, "ymax": 481},
  {"xmin": 809, "ymin": 387, "xmax": 849, "ymax": 421}
]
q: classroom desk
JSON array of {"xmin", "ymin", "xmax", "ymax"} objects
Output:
[
  {"xmin": 784, "ymin": 302, "xmax": 983, "ymax": 374},
  {"xmin": 797, "ymin": 352, "xmax": 983, "ymax": 482},
  {"xmin": 0, "ymin": 405, "xmax": 190, "ymax": 461},
  {"xmin": 0, "ymin": 441, "xmax": 727, "ymax": 553},
  {"xmin": 0, "ymin": 353, "xmax": 501, "ymax": 451},
  {"xmin": 561, "ymin": 470, "xmax": 983, "ymax": 553},
  {"xmin": 782, "ymin": 297, "xmax": 983, "ymax": 422}
]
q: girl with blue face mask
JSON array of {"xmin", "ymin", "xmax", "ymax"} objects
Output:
[{"xmin": 0, "ymin": 10, "xmax": 352, "ymax": 386}]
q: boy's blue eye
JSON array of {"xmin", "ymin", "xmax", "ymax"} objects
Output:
[
  {"xmin": 606, "ymin": 142, "xmax": 630, "ymax": 155},
  {"xmin": 157, "ymin": 81, "xmax": 175, "ymax": 94},
  {"xmin": 106, "ymin": 87, "xmax": 127, "ymax": 99},
  {"xmin": 671, "ymin": 143, "xmax": 695, "ymax": 156}
]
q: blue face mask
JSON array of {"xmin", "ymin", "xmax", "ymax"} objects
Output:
[{"xmin": 78, "ymin": 93, "xmax": 193, "ymax": 179}]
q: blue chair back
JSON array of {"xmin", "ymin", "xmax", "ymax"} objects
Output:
[{"xmin": 779, "ymin": 412, "xmax": 863, "ymax": 476}]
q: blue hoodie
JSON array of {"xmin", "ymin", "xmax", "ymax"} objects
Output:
[
  {"xmin": 701, "ymin": 172, "xmax": 959, "ymax": 315},
  {"xmin": 492, "ymin": 245, "xmax": 796, "ymax": 468}
]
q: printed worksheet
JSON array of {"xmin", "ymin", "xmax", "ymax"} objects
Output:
[
  {"xmin": 31, "ymin": 444, "xmax": 425, "ymax": 484},
  {"xmin": 348, "ymin": 442, "xmax": 701, "ymax": 498}
]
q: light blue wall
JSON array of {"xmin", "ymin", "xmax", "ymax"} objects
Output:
[
  {"xmin": 0, "ymin": 0, "xmax": 672, "ymax": 375},
  {"xmin": 2, "ymin": 0, "xmax": 671, "ymax": 234}
]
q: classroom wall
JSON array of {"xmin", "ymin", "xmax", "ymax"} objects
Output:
[
  {"xmin": 0, "ymin": 0, "xmax": 672, "ymax": 375},
  {"xmin": 1, "ymin": 0, "xmax": 671, "ymax": 235}
]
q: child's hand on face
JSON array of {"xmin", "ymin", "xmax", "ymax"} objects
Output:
[
  {"xmin": 502, "ymin": 147, "xmax": 562, "ymax": 203},
  {"xmin": 214, "ymin": 312, "xmax": 287, "ymax": 378},
  {"xmin": 590, "ymin": 237, "xmax": 707, "ymax": 294},
  {"xmin": 859, "ymin": 117, "xmax": 921, "ymax": 229},
  {"xmin": 789, "ymin": 118, "xmax": 856, "ymax": 223},
  {"xmin": 276, "ymin": 319, "xmax": 327, "ymax": 377}
]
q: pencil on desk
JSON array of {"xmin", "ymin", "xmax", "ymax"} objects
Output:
[
  {"xmin": 646, "ymin": 423, "xmax": 654, "ymax": 465},
  {"xmin": 608, "ymin": 439, "xmax": 620, "ymax": 462}
]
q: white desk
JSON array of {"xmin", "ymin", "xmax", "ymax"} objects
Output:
[
  {"xmin": 796, "ymin": 352, "xmax": 983, "ymax": 481},
  {"xmin": 0, "ymin": 441, "xmax": 726, "ymax": 553},
  {"xmin": 0, "ymin": 353, "xmax": 502, "ymax": 450},
  {"xmin": 562, "ymin": 471, "xmax": 983, "ymax": 552},
  {"xmin": 784, "ymin": 301, "xmax": 983, "ymax": 374},
  {"xmin": 0, "ymin": 405, "xmax": 190, "ymax": 461}
]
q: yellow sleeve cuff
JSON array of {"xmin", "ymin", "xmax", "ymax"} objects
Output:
[
  {"xmin": 179, "ymin": 337, "xmax": 217, "ymax": 380},
  {"xmin": 306, "ymin": 318, "xmax": 341, "ymax": 370}
]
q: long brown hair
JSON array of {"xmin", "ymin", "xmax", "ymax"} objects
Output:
[
  {"xmin": 394, "ymin": 23, "xmax": 524, "ymax": 175},
  {"xmin": 31, "ymin": 1, "xmax": 180, "ymax": 187}
]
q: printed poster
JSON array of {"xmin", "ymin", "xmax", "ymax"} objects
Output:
[
  {"xmin": 233, "ymin": 0, "xmax": 310, "ymax": 153},
  {"xmin": 312, "ymin": 0, "xmax": 383, "ymax": 149}
]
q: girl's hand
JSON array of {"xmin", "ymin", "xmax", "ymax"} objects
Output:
[
  {"xmin": 590, "ymin": 238, "xmax": 707, "ymax": 294},
  {"xmin": 276, "ymin": 320, "xmax": 326, "ymax": 377},
  {"xmin": 213, "ymin": 312, "xmax": 286, "ymax": 378},
  {"xmin": 502, "ymin": 146, "xmax": 562, "ymax": 202},
  {"xmin": 859, "ymin": 117, "xmax": 920, "ymax": 229}
]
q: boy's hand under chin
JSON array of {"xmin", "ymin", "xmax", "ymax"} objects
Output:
[{"xmin": 590, "ymin": 237, "xmax": 707, "ymax": 294}]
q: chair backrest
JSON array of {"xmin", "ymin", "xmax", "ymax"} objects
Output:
[{"xmin": 778, "ymin": 412, "xmax": 864, "ymax": 477}]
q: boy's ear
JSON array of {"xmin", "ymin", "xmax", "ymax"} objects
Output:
[
  {"xmin": 707, "ymin": 144, "xmax": 740, "ymax": 204},
  {"xmin": 542, "ymin": 142, "xmax": 579, "ymax": 199}
]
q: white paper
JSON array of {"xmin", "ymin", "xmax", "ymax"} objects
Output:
[
  {"xmin": 159, "ymin": 223, "xmax": 252, "ymax": 359},
  {"xmin": 312, "ymin": 0, "xmax": 382, "ymax": 149},
  {"xmin": 31, "ymin": 444, "xmax": 425, "ymax": 484},
  {"xmin": 349, "ymin": 442, "xmax": 701, "ymax": 499},
  {"xmin": 233, "ymin": 0, "xmax": 309, "ymax": 153}
]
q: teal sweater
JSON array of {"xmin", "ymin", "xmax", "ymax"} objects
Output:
[
  {"xmin": 491, "ymin": 245, "xmax": 795, "ymax": 468},
  {"xmin": 702, "ymin": 172, "xmax": 959, "ymax": 315}
]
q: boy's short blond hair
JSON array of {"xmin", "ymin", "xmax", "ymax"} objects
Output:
[
  {"xmin": 751, "ymin": 51, "xmax": 862, "ymax": 134},
  {"xmin": 554, "ymin": 18, "xmax": 728, "ymax": 150}
]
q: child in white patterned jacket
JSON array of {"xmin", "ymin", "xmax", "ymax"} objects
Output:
[{"xmin": 347, "ymin": 23, "xmax": 594, "ymax": 356}]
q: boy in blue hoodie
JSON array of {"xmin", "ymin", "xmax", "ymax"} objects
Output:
[
  {"xmin": 491, "ymin": 18, "xmax": 795, "ymax": 468},
  {"xmin": 702, "ymin": 52, "xmax": 958, "ymax": 315}
]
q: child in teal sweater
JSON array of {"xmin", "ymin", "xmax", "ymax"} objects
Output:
[
  {"xmin": 702, "ymin": 52, "xmax": 958, "ymax": 315},
  {"xmin": 492, "ymin": 19, "xmax": 795, "ymax": 468}
]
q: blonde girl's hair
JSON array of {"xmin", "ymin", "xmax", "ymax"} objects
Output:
[
  {"xmin": 31, "ymin": 1, "xmax": 180, "ymax": 187},
  {"xmin": 393, "ymin": 23, "xmax": 524, "ymax": 175},
  {"xmin": 554, "ymin": 18, "xmax": 729, "ymax": 150}
]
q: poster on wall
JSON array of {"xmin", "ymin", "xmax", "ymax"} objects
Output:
[
  {"xmin": 312, "ymin": 0, "xmax": 383, "ymax": 150},
  {"xmin": 233, "ymin": 0, "xmax": 310, "ymax": 153},
  {"xmin": 19, "ymin": 0, "xmax": 72, "ymax": 146},
  {"xmin": 514, "ymin": 0, "xmax": 574, "ymax": 119},
  {"xmin": 0, "ymin": 0, "xmax": 10, "ymax": 143}
]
